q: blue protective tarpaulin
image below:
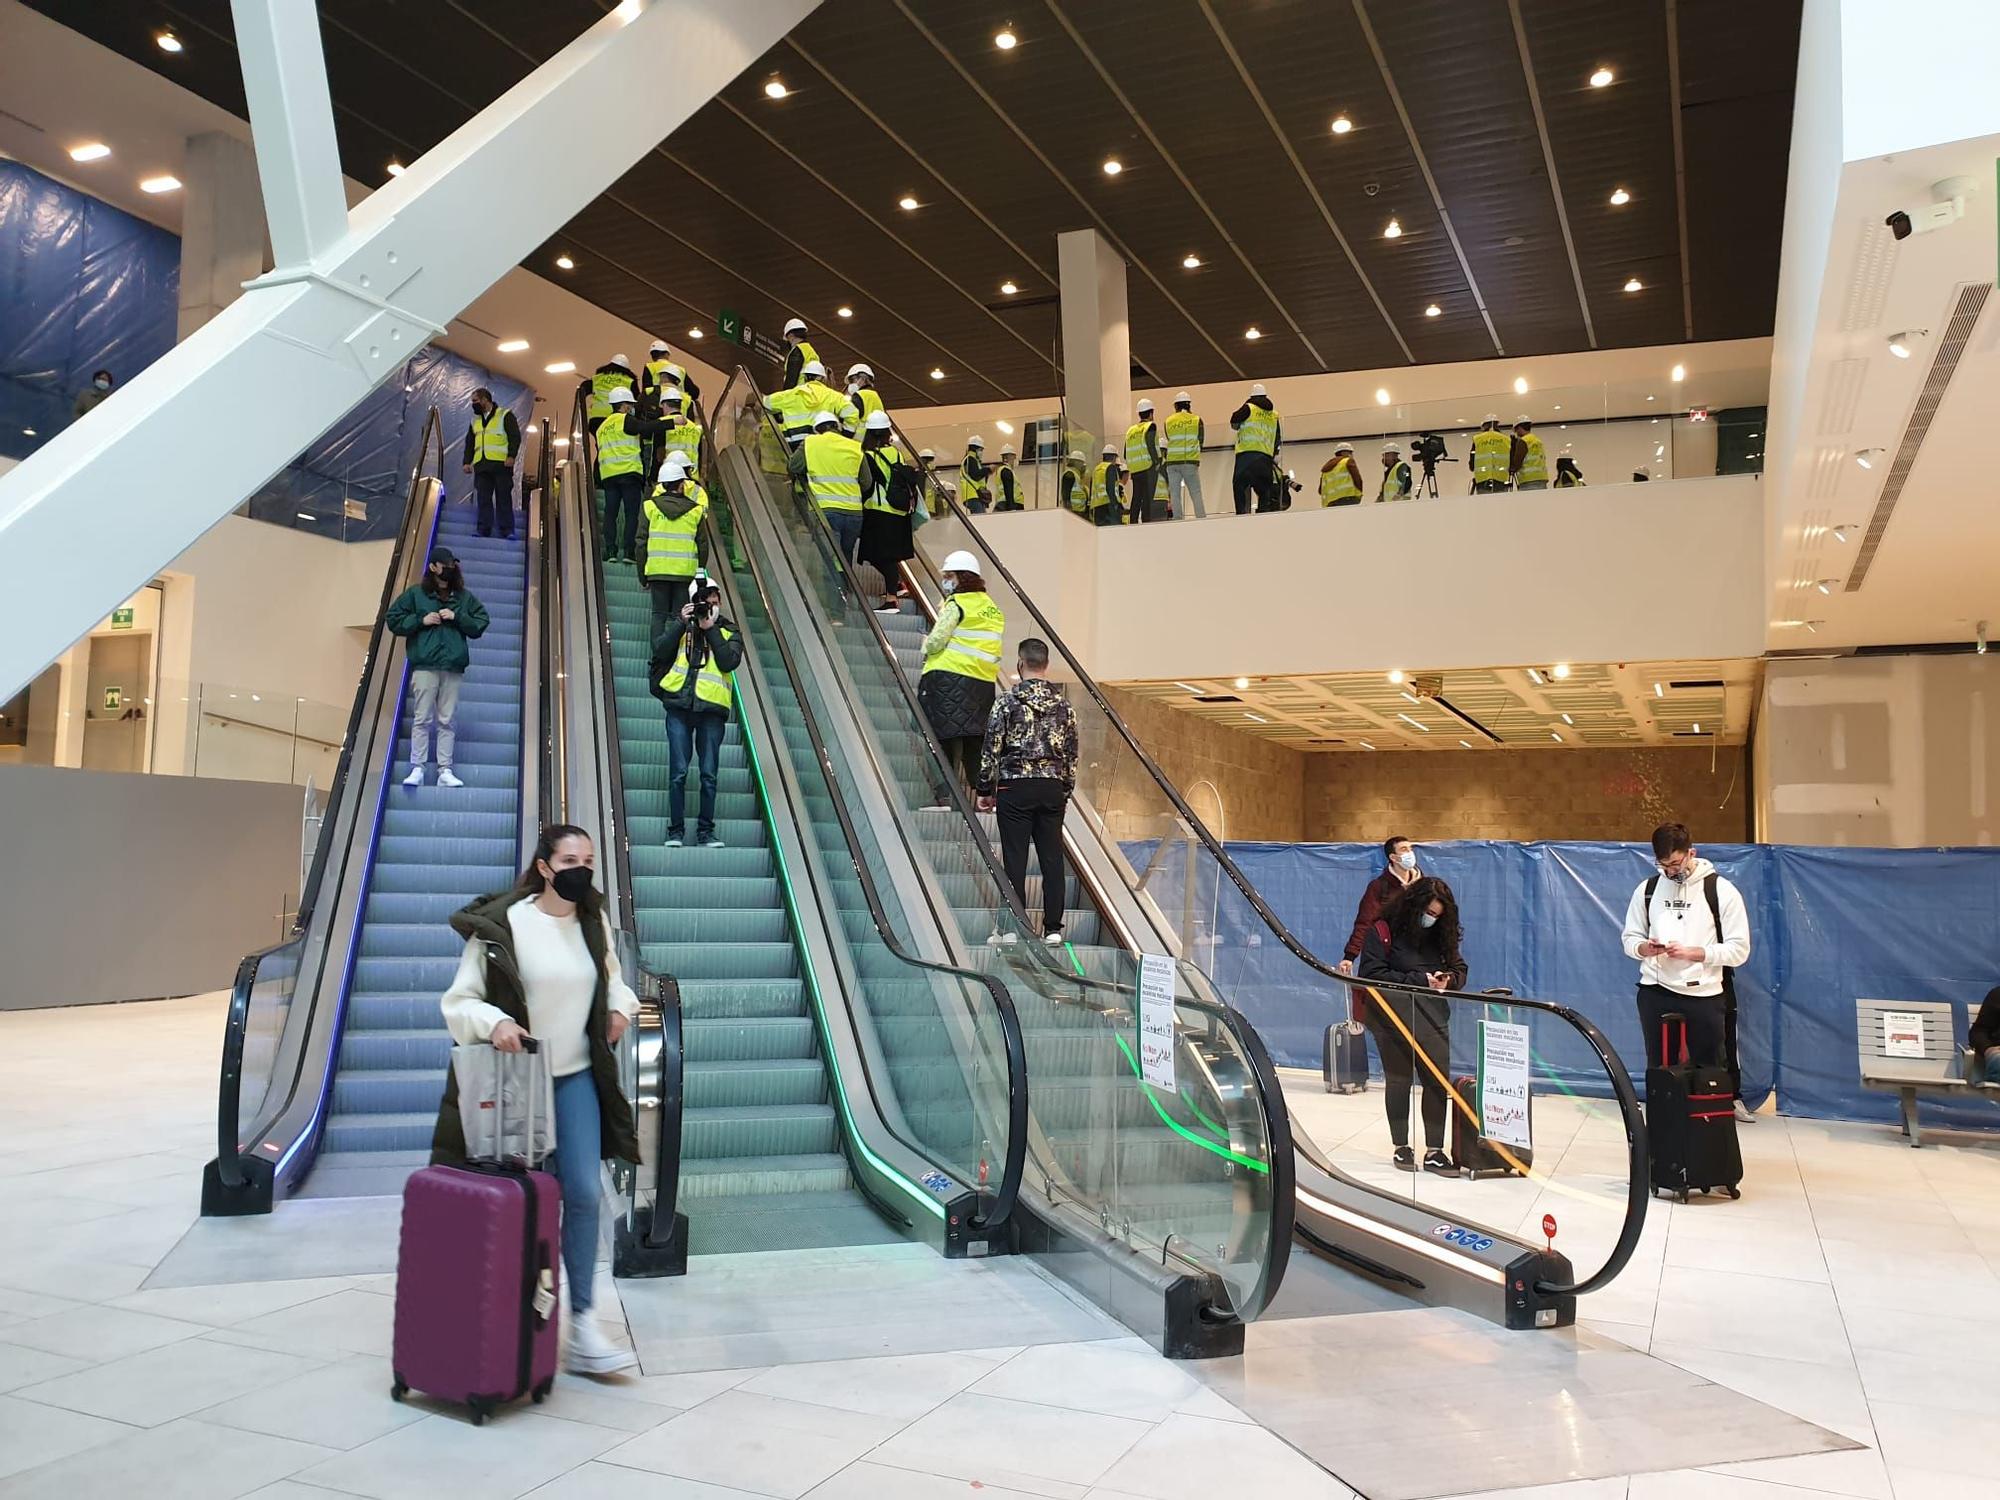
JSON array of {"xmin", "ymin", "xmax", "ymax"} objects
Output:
[
  {"xmin": 0, "ymin": 160, "xmax": 534, "ymax": 542},
  {"xmin": 1192, "ymin": 838, "xmax": 2000, "ymax": 1133}
]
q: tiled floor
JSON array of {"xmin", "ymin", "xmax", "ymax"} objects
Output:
[{"xmin": 0, "ymin": 996, "xmax": 1994, "ymax": 1499}]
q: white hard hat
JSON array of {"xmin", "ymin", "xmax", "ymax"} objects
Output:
[
  {"xmin": 610, "ymin": 353, "xmax": 631, "ymax": 370},
  {"xmin": 967, "ymin": 434, "xmax": 985, "ymax": 448},
  {"xmin": 942, "ymin": 550, "xmax": 980, "ymax": 574},
  {"xmin": 847, "ymin": 362, "xmax": 873, "ymax": 380},
  {"xmin": 802, "ymin": 359, "xmax": 826, "ymax": 379},
  {"xmin": 919, "ymin": 447, "xmax": 935, "ymax": 460},
  {"xmin": 1334, "ymin": 441, "xmax": 1353, "ymax": 453},
  {"xmin": 1068, "ymin": 450, "xmax": 1085, "ymax": 463},
  {"xmin": 1516, "ymin": 414, "xmax": 1532, "ymax": 424},
  {"xmin": 606, "ymin": 386, "xmax": 635, "ymax": 405},
  {"xmin": 1484, "ymin": 412, "xmax": 1499, "ymax": 423},
  {"xmin": 864, "ymin": 410, "xmax": 893, "ymax": 431},
  {"xmin": 1000, "ymin": 445, "xmax": 1016, "ymax": 457},
  {"xmin": 649, "ymin": 339, "xmax": 668, "ymax": 355},
  {"xmin": 1102, "ymin": 442, "xmax": 1117, "ymax": 457},
  {"xmin": 658, "ymin": 457, "xmax": 689, "ymax": 482},
  {"xmin": 1136, "ymin": 398, "xmax": 1154, "ymax": 414},
  {"xmin": 811, "ymin": 408, "xmax": 840, "ymax": 428},
  {"xmin": 1174, "ymin": 391, "xmax": 1192, "ymax": 405},
  {"xmin": 1381, "ymin": 440, "xmax": 1401, "ymax": 454},
  {"xmin": 783, "ymin": 317, "xmax": 807, "ymax": 337},
  {"xmin": 661, "ymin": 386, "xmax": 684, "ymax": 405},
  {"xmin": 1250, "ymin": 383, "xmax": 1267, "ymax": 397},
  {"xmin": 666, "ymin": 449, "xmax": 690, "ymax": 468}
]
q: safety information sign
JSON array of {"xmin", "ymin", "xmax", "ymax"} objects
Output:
[
  {"xmin": 1882, "ymin": 1011, "xmax": 1926, "ymax": 1058},
  {"xmin": 1137, "ymin": 953, "xmax": 1178, "ymax": 1093},
  {"xmin": 1478, "ymin": 1019, "xmax": 1533, "ymax": 1150}
]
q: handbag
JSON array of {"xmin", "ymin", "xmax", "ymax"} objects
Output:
[{"xmin": 451, "ymin": 1039, "xmax": 556, "ymax": 1167}]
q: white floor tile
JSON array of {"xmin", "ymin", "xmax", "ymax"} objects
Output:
[
  {"xmin": 600, "ymin": 1367, "xmax": 765, "ymax": 1410},
  {"xmin": 597, "ymin": 1395, "xmax": 883, "ymax": 1499},
  {"xmin": 0, "ymin": 1415, "xmax": 333, "ymax": 1499},
  {"xmin": 12, "ymin": 1335, "xmax": 319, "ymax": 1428},
  {"xmin": 1850, "ymin": 1346, "xmax": 1984, "ymax": 1414},
  {"xmin": 294, "ymin": 1412, "xmax": 625, "ymax": 1500},
  {"xmin": 198, "ymin": 1354, "xmax": 430, "ymax": 1450},
  {"xmin": 970, "ymin": 1342, "xmax": 1205, "ymax": 1424},
  {"xmin": 871, "ymin": 1392, "xmax": 1150, "ymax": 1493},
  {"xmin": 529, "ymin": 1467, "xmax": 778, "ymax": 1499},
  {"xmin": 205, "ymin": 1288, "xmax": 394, "ymax": 1360},
  {"xmin": 1426, "ymin": 1482, "xmax": 1627, "ymax": 1500},
  {"xmin": 110, "ymin": 1276, "xmax": 358, "ymax": 1328},
  {"xmin": 1866, "ymin": 1400, "xmax": 1988, "ymax": 1481},
  {"xmin": 1091, "ymin": 1414, "xmax": 1358, "ymax": 1500},
  {"xmin": 2, "ymin": 1303, "xmax": 209, "ymax": 1363},
  {"xmin": 1629, "ymin": 1470, "xmax": 1855, "ymax": 1497},
  {"xmin": 806, "ymin": 1463, "xmax": 1057, "ymax": 1500},
  {"xmin": 0, "ymin": 1394, "xmax": 133, "ymax": 1483},
  {"xmin": 1645, "ymin": 1341, "xmax": 1874, "ymax": 1444},
  {"xmin": 1703, "ymin": 1447, "xmax": 1894, "ymax": 1499},
  {"xmin": 739, "ymin": 1351, "xmax": 1000, "ymax": 1421},
  {"xmin": 0, "ymin": 1343, "xmax": 87, "ymax": 1396}
]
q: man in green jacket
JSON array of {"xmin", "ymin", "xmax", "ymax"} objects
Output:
[{"xmin": 385, "ymin": 546, "xmax": 490, "ymax": 788}]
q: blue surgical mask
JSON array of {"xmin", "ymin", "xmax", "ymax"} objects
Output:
[
  {"xmin": 93, "ymin": 376, "xmax": 111, "ymax": 390},
  {"xmin": 1418, "ymin": 911, "xmax": 1438, "ymax": 929},
  {"xmin": 1397, "ymin": 851, "xmax": 1417, "ymax": 872},
  {"xmin": 941, "ymin": 576, "xmax": 957, "ymax": 594}
]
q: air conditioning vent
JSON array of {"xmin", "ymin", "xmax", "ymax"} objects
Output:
[
  {"xmin": 1669, "ymin": 678, "xmax": 1726, "ymax": 689},
  {"xmin": 1191, "ymin": 694, "xmax": 1241, "ymax": 704}
]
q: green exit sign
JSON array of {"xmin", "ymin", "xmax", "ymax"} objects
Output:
[
  {"xmin": 718, "ymin": 308, "xmax": 743, "ymax": 345},
  {"xmin": 110, "ymin": 606, "xmax": 134, "ymax": 630},
  {"xmin": 103, "ymin": 685, "xmax": 122, "ymax": 712}
]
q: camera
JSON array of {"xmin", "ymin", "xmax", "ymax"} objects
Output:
[
  {"xmin": 1412, "ymin": 433, "xmax": 1449, "ymax": 467},
  {"xmin": 1886, "ymin": 176, "xmax": 1975, "ymax": 239}
]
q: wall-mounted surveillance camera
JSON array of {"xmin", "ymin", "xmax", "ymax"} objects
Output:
[{"xmin": 1886, "ymin": 175, "xmax": 1978, "ymax": 240}]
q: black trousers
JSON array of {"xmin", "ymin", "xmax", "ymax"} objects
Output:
[
  {"xmin": 1636, "ymin": 984, "xmax": 1727, "ymax": 1070},
  {"xmin": 1364, "ymin": 991, "xmax": 1451, "ymax": 1150},
  {"xmin": 997, "ymin": 778, "xmax": 1070, "ymax": 934},
  {"xmin": 1232, "ymin": 452, "xmax": 1276, "ymax": 514},
  {"xmin": 1129, "ymin": 466, "xmax": 1162, "ymax": 522},
  {"xmin": 939, "ymin": 735, "xmax": 981, "ymax": 798},
  {"xmin": 473, "ymin": 466, "xmax": 514, "ymax": 538}
]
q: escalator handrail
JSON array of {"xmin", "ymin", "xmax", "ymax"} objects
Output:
[
  {"xmin": 212, "ymin": 409, "xmax": 447, "ymax": 1191},
  {"xmin": 898, "ymin": 417, "xmax": 1649, "ymax": 1298},
  {"xmin": 712, "ymin": 431, "xmax": 1027, "ymax": 1232}
]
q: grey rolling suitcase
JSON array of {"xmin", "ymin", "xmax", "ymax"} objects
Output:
[{"xmin": 1324, "ymin": 993, "xmax": 1369, "ymax": 1093}]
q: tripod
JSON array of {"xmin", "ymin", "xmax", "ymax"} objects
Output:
[{"xmin": 1417, "ymin": 460, "xmax": 1439, "ymax": 499}]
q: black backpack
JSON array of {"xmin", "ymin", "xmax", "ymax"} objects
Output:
[
  {"xmin": 885, "ymin": 459, "xmax": 921, "ymax": 515},
  {"xmin": 1643, "ymin": 872, "xmax": 1734, "ymax": 993}
]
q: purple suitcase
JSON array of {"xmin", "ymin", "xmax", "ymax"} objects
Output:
[{"xmin": 391, "ymin": 1042, "xmax": 562, "ymax": 1424}]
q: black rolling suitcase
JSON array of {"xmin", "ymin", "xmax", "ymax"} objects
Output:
[
  {"xmin": 1647, "ymin": 1015, "xmax": 1743, "ymax": 1201},
  {"xmin": 1451, "ymin": 1073, "xmax": 1533, "ymax": 1179},
  {"xmin": 1323, "ymin": 1001, "xmax": 1369, "ymax": 1094}
]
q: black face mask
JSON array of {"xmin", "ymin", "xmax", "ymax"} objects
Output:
[{"xmin": 549, "ymin": 865, "xmax": 594, "ymax": 903}]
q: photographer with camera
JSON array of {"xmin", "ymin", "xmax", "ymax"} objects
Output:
[
  {"xmin": 1319, "ymin": 441, "xmax": 1364, "ymax": 506},
  {"xmin": 648, "ymin": 573, "xmax": 742, "ymax": 850},
  {"xmin": 1379, "ymin": 441, "xmax": 1413, "ymax": 502},
  {"xmin": 1471, "ymin": 415, "xmax": 1512, "ymax": 495},
  {"xmin": 1230, "ymin": 382, "xmax": 1283, "ymax": 513}
]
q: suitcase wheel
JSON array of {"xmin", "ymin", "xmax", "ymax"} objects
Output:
[
  {"xmin": 468, "ymin": 1397, "xmax": 493, "ymax": 1426},
  {"xmin": 533, "ymin": 1378, "xmax": 553, "ymax": 1404},
  {"xmin": 1678, "ymin": 1189, "xmax": 1691, "ymax": 1204},
  {"xmin": 1723, "ymin": 1185, "xmax": 1742, "ymax": 1200},
  {"xmin": 390, "ymin": 1377, "xmax": 408, "ymax": 1403}
]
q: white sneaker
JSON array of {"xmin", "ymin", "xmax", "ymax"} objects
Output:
[
  {"xmin": 987, "ymin": 929, "xmax": 1018, "ymax": 947},
  {"xmin": 402, "ymin": 765, "xmax": 425, "ymax": 787},
  {"xmin": 1043, "ymin": 930, "xmax": 1066, "ymax": 947},
  {"xmin": 436, "ymin": 769, "xmax": 464, "ymax": 788},
  {"xmin": 1732, "ymin": 1098, "xmax": 1757, "ymax": 1124},
  {"xmin": 565, "ymin": 1312, "xmax": 637, "ymax": 1376}
]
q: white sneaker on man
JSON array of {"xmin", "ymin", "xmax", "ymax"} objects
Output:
[
  {"xmin": 402, "ymin": 765, "xmax": 425, "ymax": 787},
  {"xmin": 565, "ymin": 1312, "xmax": 637, "ymax": 1375},
  {"xmin": 1732, "ymin": 1098, "xmax": 1757, "ymax": 1124},
  {"xmin": 436, "ymin": 768, "xmax": 464, "ymax": 788}
]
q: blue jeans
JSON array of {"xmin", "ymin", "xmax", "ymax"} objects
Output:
[
  {"xmin": 824, "ymin": 507, "xmax": 862, "ymax": 566},
  {"xmin": 550, "ymin": 1069, "xmax": 602, "ymax": 1313},
  {"xmin": 665, "ymin": 707, "xmax": 725, "ymax": 841}
]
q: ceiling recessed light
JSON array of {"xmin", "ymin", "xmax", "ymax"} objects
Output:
[
  {"xmin": 836, "ymin": 305, "xmax": 854, "ymax": 318},
  {"xmin": 897, "ymin": 194, "xmax": 919, "ymax": 211},
  {"xmin": 995, "ymin": 26, "xmax": 1017, "ymax": 49},
  {"xmin": 1561, "ymin": 712, "xmax": 1574, "ymax": 725},
  {"xmin": 139, "ymin": 175, "xmax": 181, "ymax": 194},
  {"xmin": 1383, "ymin": 217, "xmax": 1402, "ymax": 239},
  {"xmin": 1375, "ymin": 388, "xmax": 1391, "ymax": 406},
  {"xmin": 1460, "ymin": 740, "xmax": 1472, "ymax": 749},
  {"xmin": 1854, "ymin": 448, "xmax": 1882, "ymax": 469},
  {"xmin": 1609, "ymin": 186, "xmax": 1631, "ymax": 206},
  {"xmin": 156, "ymin": 30, "xmax": 183, "ymax": 53},
  {"xmin": 687, "ymin": 327, "xmax": 703, "ymax": 339},
  {"xmin": 1174, "ymin": 681, "xmax": 1203, "ymax": 694},
  {"xmin": 1671, "ymin": 363, "xmax": 1686, "ymax": 382},
  {"xmin": 554, "ymin": 253, "xmax": 575, "ymax": 270},
  {"xmin": 22, "ymin": 427, "xmax": 36, "ymax": 437},
  {"xmin": 1182, "ymin": 253, "xmax": 1201, "ymax": 269},
  {"xmin": 544, "ymin": 360, "xmax": 575, "ymax": 374},
  {"xmin": 1888, "ymin": 338, "xmax": 1910, "ymax": 358},
  {"xmin": 1245, "ymin": 712, "xmax": 1269, "ymax": 724},
  {"xmin": 1816, "ymin": 580, "xmax": 1834, "ymax": 594},
  {"xmin": 295, "ymin": 512, "xmax": 314, "ymax": 522},
  {"xmin": 1233, "ymin": 676, "xmax": 1250, "ymax": 690},
  {"xmin": 1359, "ymin": 740, "xmax": 1376, "ymax": 751},
  {"xmin": 1424, "ymin": 303, "xmax": 1441, "ymax": 317},
  {"xmin": 1330, "ymin": 115, "xmax": 1353, "ymax": 135},
  {"xmin": 1832, "ymin": 525, "xmax": 1849, "ymax": 542},
  {"xmin": 930, "ymin": 368, "xmax": 946, "ymax": 380},
  {"xmin": 1000, "ymin": 281, "xmax": 1018, "ymax": 295},
  {"xmin": 1552, "ymin": 663, "xmax": 1571, "ymax": 679},
  {"xmin": 1513, "ymin": 375, "xmax": 1529, "ymax": 395},
  {"xmin": 385, "ymin": 161, "xmax": 405, "ymax": 178},
  {"xmin": 68, "ymin": 142, "xmax": 111, "ymax": 163},
  {"xmin": 1102, "ymin": 158, "xmax": 1123, "ymax": 176},
  {"xmin": 1653, "ymin": 681, "xmax": 1664, "ymax": 697},
  {"xmin": 995, "ymin": 420, "xmax": 1015, "ymax": 435},
  {"xmin": 1387, "ymin": 669, "xmax": 1406, "ymax": 684},
  {"xmin": 764, "ymin": 78, "xmax": 788, "ymax": 99},
  {"xmin": 1623, "ymin": 277, "xmax": 1642, "ymax": 293},
  {"xmin": 1693, "ymin": 722, "xmax": 1702, "ymax": 733},
  {"xmin": 1551, "ymin": 730, "xmax": 1565, "ymax": 742},
  {"xmin": 1526, "ymin": 667, "xmax": 1545, "ymax": 685},
  {"xmin": 496, "ymin": 338, "xmax": 529, "ymax": 353},
  {"xmin": 1589, "ymin": 66, "xmax": 1614, "ymax": 87},
  {"xmin": 1244, "ymin": 326, "xmax": 1262, "ymax": 340},
  {"xmin": 1397, "ymin": 713, "xmax": 1430, "ymax": 732}
]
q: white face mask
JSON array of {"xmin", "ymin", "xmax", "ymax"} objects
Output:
[
  {"xmin": 941, "ymin": 575, "xmax": 957, "ymax": 594},
  {"xmin": 93, "ymin": 376, "xmax": 111, "ymax": 390},
  {"xmin": 1397, "ymin": 850, "xmax": 1417, "ymax": 872},
  {"xmin": 1418, "ymin": 911, "xmax": 1438, "ymax": 929}
]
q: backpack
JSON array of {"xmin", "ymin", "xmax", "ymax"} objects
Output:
[
  {"xmin": 1643, "ymin": 872, "xmax": 1735, "ymax": 993},
  {"xmin": 885, "ymin": 460, "xmax": 921, "ymax": 515}
]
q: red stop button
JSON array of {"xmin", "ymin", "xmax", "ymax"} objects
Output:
[{"xmin": 1541, "ymin": 1213, "xmax": 1557, "ymax": 1243}]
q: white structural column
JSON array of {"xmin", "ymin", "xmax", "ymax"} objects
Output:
[
  {"xmin": 178, "ymin": 132, "xmax": 267, "ymax": 339},
  {"xmin": 231, "ymin": 0, "xmax": 350, "ymax": 268},
  {"xmin": 0, "ymin": 0, "xmax": 817, "ymax": 701},
  {"xmin": 1057, "ymin": 228, "xmax": 1131, "ymax": 458}
]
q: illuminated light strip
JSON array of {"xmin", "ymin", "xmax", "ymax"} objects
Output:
[
  {"xmin": 1112, "ymin": 1034, "xmax": 1270, "ymax": 1173},
  {"xmin": 1295, "ymin": 1185, "xmax": 1505, "ymax": 1284},
  {"xmin": 730, "ymin": 621, "xmax": 945, "ymax": 1223}
]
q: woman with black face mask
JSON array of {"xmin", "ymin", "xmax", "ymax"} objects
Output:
[
  {"xmin": 1356, "ymin": 875, "xmax": 1468, "ymax": 1175},
  {"xmin": 433, "ymin": 824, "xmax": 641, "ymax": 1375}
]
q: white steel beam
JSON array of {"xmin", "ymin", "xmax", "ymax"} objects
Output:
[
  {"xmin": 231, "ymin": 0, "xmax": 350, "ymax": 267},
  {"xmin": 0, "ymin": 0, "xmax": 816, "ymax": 701}
]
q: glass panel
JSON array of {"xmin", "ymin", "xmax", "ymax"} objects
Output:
[{"xmin": 233, "ymin": 940, "xmax": 304, "ymax": 1154}]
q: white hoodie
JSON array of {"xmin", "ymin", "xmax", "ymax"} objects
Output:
[{"xmin": 1619, "ymin": 856, "xmax": 1751, "ymax": 998}]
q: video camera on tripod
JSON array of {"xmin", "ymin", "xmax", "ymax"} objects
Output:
[{"xmin": 1410, "ymin": 432, "xmax": 1455, "ymax": 498}]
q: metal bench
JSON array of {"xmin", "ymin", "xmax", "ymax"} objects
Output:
[{"xmin": 1856, "ymin": 998, "xmax": 1996, "ymax": 1146}]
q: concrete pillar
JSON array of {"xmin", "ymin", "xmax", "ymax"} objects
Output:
[
  {"xmin": 178, "ymin": 132, "xmax": 267, "ymax": 340},
  {"xmin": 1057, "ymin": 228, "xmax": 1131, "ymax": 459}
]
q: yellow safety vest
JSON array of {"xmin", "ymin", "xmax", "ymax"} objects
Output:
[
  {"xmin": 852, "ymin": 387, "xmax": 884, "ymax": 427},
  {"xmin": 662, "ymin": 418, "xmax": 704, "ymax": 472},
  {"xmin": 790, "ymin": 339, "xmax": 820, "ymax": 386},
  {"xmin": 1164, "ymin": 410, "xmax": 1201, "ymax": 463},
  {"xmin": 642, "ymin": 487, "xmax": 707, "ymax": 579},
  {"xmin": 1124, "ymin": 422, "xmax": 1156, "ymax": 473},
  {"xmin": 993, "ymin": 462, "xmax": 1018, "ymax": 507},
  {"xmin": 1088, "ymin": 460, "xmax": 1119, "ymax": 514},
  {"xmin": 590, "ymin": 369, "xmax": 633, "ymax": 420},
  {"xmin": 1471, "ymin": 429, "xmax": 1512, "ymax": 485},
  {"xmin": 927, "ymin": 590, "xmax": 1005, "ymax": 682},
  {"xmin": 799, "ymin": 380, "xmax": 855, "ymax": 434},
  {"xmin": 596, "ymin": 413, "xmax": 642, "ymax": 478},
  {"xmin": 1234, "ymin": 403, "xmax": 1278, "ymax": 456},
  {"xmin": 1319, "ymin": 458, "xmax": 1362, "ymax": 506},
  {"xmin": 1063, "ymin": 465, "xmax": 1088, "ymax": 513},
  {"xmin": 804, "ymin": 430, "xmax": 865, "ymax": 512},
  {"xmin": 1379, "ymin": 461, "xmax": 1412, "ymax": 502},
  {"xmin": 469, "ymin": 408, "xmax": 510, "ymax": 465},
  {"xmin": 658, "ymin": 624, "xmax": 735, "ymax": 710},
  {"xmin": 1516, "ymin": 432, "xmax": 1548, "ymax": 485},
  {"xmin": 645, "ymin": 358, "xmax": 687, "ymax": 396},
  {"xmin": 766, "ymin": 386, "xmax": 812, "ymax": 445}
]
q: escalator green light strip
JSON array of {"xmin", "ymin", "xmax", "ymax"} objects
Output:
[
  {"xmin": 1111, "ymin": 1033, "xmax": 1270, "ymax": 1174},
  {"xmin": 732, "ymin": 646, "xmax": 945, "ymax": 1224}
]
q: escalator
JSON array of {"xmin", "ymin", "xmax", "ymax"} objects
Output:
[{"xmin": 205, "ymin": 412, "xmax": 544, "ymax": 1213}]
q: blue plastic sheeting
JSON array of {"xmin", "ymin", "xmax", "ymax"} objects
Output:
[
  {"xmin": 0, "ymin": 160, "xmax": 534, "ymax": 543},
  {"xmin": 1159, "ymin": 839, "xmax": 2000, "ymax": 1133},
  {"xmin": 0, "ymin": 161, "xmax": 179, "ymax": 452}
]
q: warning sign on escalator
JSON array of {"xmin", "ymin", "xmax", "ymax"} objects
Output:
[
  {"xmin": 1478, "ymin": 1019, "xmax": 1532, "ymax": 1150},
  {"xmin": 1137, "ymin": 953, "xmax": 1177, "ymax": 1092}
]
